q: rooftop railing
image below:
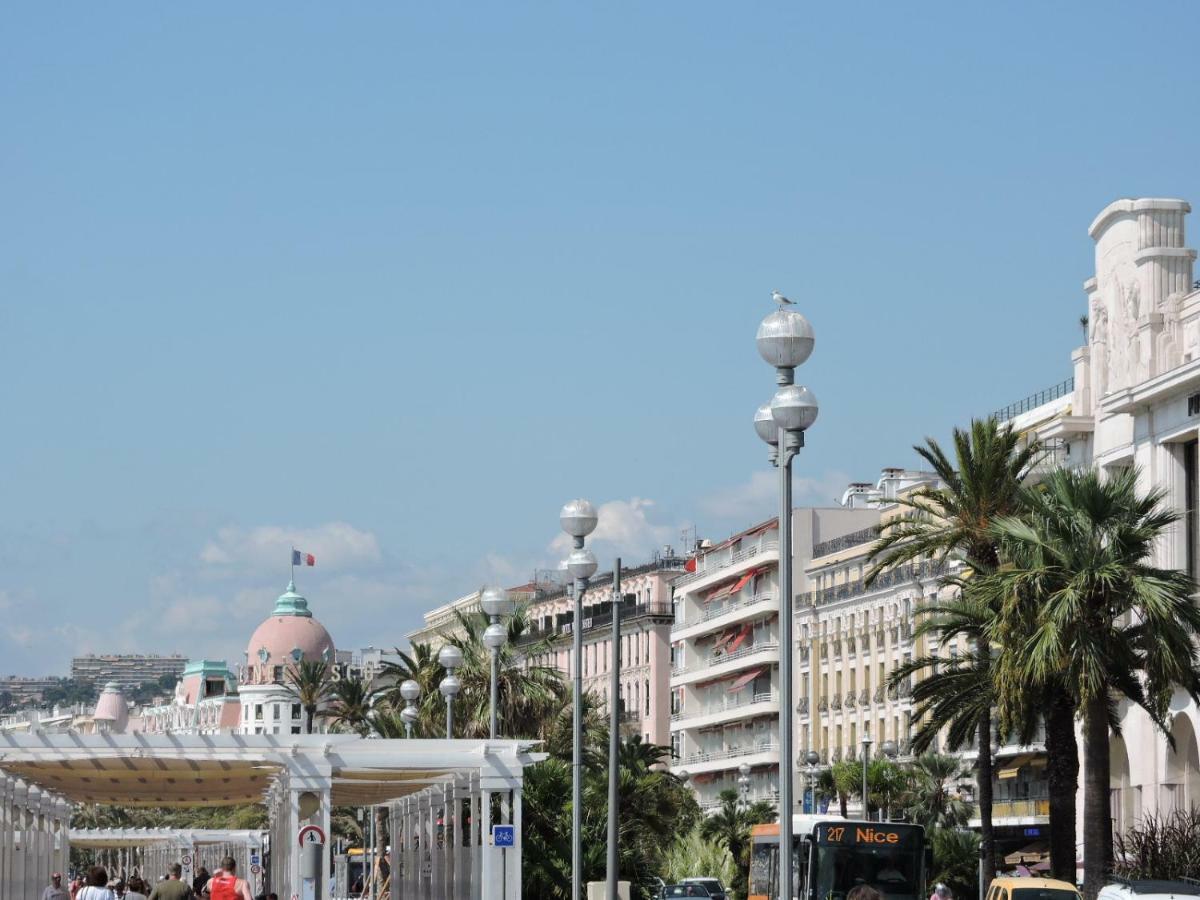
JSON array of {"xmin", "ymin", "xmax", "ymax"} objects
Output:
[
  {"xmin": 516, "ymin": 601, "xmax": 673, "ymax": 645},
  {"xmin": 992, "ymin": 377, "xmax": 1074, "ymax": 423},
  {"xmin": 812, "ymin": 526, "xmax": 881, "ymax": 559}
]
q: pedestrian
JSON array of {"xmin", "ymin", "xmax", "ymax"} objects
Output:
[
  {"xmin": 202, "ymin": 856, "xmax": 253, "ymax": 900},
  {"xmin": 148, "ymin": 864, "xmax": 193, "ymax": 900},
  {"xmin": 848, "ymin": 887, "xmax": 884, "ymax": 900},
  {"xmin": 43, "ymin": 872, "xmax": 71, "ymax": 900},
  {"xmin": 930, "ymin": 883, "xmax": 953, "ymax": 900},
  {"xmin": 77, "ymin": 866, "xmax": 117, "ymax": 900},
  {"xmin": 192, "ymin": 867, "xmax": 210, "ymax": 896},
  {"xmin": 124, "ymin": 877, "xmax": 149, "ymax": 900}
]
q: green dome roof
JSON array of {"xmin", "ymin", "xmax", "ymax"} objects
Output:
[{"xmin": 272, "ymin": 580, "xmax": 313, "ymax": 618}]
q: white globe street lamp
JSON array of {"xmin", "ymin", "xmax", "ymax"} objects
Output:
[
  {"xmin": 399, "ymin": 679, "xmax": 420, "ymax": 739},
  {"xmin": 560, "ymin": 498, "xmax": 598, "ymax": 900},
  {"xmin": 437, "ymin": 645, "xmax": 463, "ymax": 739},
  {"xmin": 754, "ymin": 294, "xmax": 818, "ymax": 900},
  {"xmin": 480, "ymin": 585, "xmax": 514, "ymax": 740}
]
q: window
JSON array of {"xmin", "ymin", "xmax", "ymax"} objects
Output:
[
  {"xmin": 273, "ymin": 705, "xmax": 280, "ymax": 721},
  {"xmin": 1186, "ymin": 440, "xmax": 1198, "ymax": 581},
  {"xmin": 645, "ymin": 678, "xmax": 650, "ymax": 715},
  {"xmin": 1189, "ymin": 393, "xmax": 1200, "ymax": 416},
  {"xmin": 255, "ymin": 704, "xmax": 263, "ymax": 721},
  {"xmin": 291, "ymin": 726, "xmax": 301, "ymax": 735},
  {"xmin": 292, "ymin": 703, "xmax": 301, "ymax": 720}
]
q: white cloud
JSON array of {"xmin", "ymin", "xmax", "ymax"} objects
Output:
[
  {"xmin": 549, "ymin": 497, "xmax": 679, "ymax": 560},
  {"xmin": 698, "ymin": 469, "xmax": 853, "ymax": 522},
  {"xmin": 199, "ymin": 522, "xmax": 382, "ymax": 571}
]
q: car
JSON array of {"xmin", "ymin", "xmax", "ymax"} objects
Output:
[
  {"xmin": 1098, "ymin": 879, "xmax": 1200, "ymax": 900},
  {"xmin": 986, "ymin": 876, "xmax": 1082, "ymax": 900},
  {"xmin": 661, "ymin": 884, "xmax": 712, "ymax": 898},
  {"xmin": 680, "ymin": 877, "xmax": 727, "ymax": 900}
]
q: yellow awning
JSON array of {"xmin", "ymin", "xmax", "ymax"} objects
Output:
[{"xmin": 998, "ymin": 755, "xmax": 1032, "ymax": 779}]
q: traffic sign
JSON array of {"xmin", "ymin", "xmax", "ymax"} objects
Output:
[
  {"xmin": 491, "ymin": 825, "xmax": 515, "ymax": 848},
  {"xmin": 250, "ymin": 853, "xmax": 261, "ymax": 865},
  {"xmin": 251, "ymin": 864, "xmax": 261, "ymax": 875},
  {"xmin": 297, "ymin": 824, "xmax": 326, "ymax": 847}
]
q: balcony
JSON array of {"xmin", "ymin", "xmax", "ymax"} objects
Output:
[
  {"xmin": 674, "ymin": 539, "xmax": 779, "ymax": 589},
  {"xmin": 844, "ymin": 692, "xmax": 856, "ymax": 709},
  {"xmin": 970, "ymin": 798, "xmax": 1050, "ymax": 827},
  {"xmin": 799, "ymin": 560, "xmax": 946, "ymax": 609},
  {"xmin": 672, "ymin": 641, "xmax": 779, "ymax": 681},
  {"xmin": 813, "ymin": 526, "xmax": 880, "ymax": 559},
  {"xmin": 671, "ymin": 690, "xmax": 779, "ymax": 728},
  {"xmin": 672, "ymin": 593, "xmax": 777, "ymax": 641},
  {"xmin": 676, "ymin": 740, "xmax": 780, "ymax": 769}
]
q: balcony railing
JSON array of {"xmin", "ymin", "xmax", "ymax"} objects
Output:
[
  {"xmin": 672, "ymin": 592, "xmax": 775, "ymax": 632},
  {"xmin": 517, "ymin": 601, "xmax": 673, "ymax": 645},
  {"xmin": 672, "ymin": 641, "xmax": 779, "ymax": 676},
  {"xmin": 990, "ymin": 798, "xmax": 1050, "ymax": 818},
  {"xmin": 674, "ymin": 540, "xmax": 780, "ymax": 588},
  {"xmin": 799, "ymin": 560, "xmax": 946, "ymax": 609},
  {"xmin": 699, "ymin": 789, "xmax": 779, "ymax": 811},
  {"xmin": 678, "ymin": 741, "xmax": 780, "ymax": 766},
  {"xmin": 671, "ymin": 690, "xmax": 779, "ymax": 722}
]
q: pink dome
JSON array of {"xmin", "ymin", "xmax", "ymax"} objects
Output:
[
  {"xmin": 243, "ymin": 582, "xmax": 335, "ymax": 684},
  {"xmin": 93, "ymin": 682, "xmax": 130, "ymax": 733}
]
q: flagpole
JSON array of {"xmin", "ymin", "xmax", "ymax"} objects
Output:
[{"xmin": 291, "ymin": 547, "xmax": 295, "ymax": 583}]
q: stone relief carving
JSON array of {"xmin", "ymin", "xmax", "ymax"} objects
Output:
[{"xmin": 1091, "ymin": 297, "xmax": 1109, "ymax": 395}]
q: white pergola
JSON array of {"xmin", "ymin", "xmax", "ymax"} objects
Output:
[
  {"xmin": 0, "ymin": 732, "xmax": 544, "ymax": 899},
  {"xmin": 69, "ymin": 828, "xmax": 265, "ymax": 894}
]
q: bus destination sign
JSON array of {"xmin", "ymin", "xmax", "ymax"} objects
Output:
[{"xmin": 816, "ymin": 824, "xmax": 917, "ymax": 847}]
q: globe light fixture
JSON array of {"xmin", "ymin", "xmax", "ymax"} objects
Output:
[
  {"xmin": 560, "ymin": 497, "xmax": 599, "ymax": 900},
  {"xmin": 755, "ymin": 293, "xmax": 818, "ymax": 900},
  {"xmin": 738, "ymin": 762, "xmax": 752, "ymax": 809},
  {"xmin": 437, "ymin": 646, "xmax": 463, "ymax": 739},
  {"xmin": 399, "ymin": 679, "xmax": 420, "ymax": 740},
  {"xmin": 478, "ymin": 586, "xmax": 514, "ymax": 740}
]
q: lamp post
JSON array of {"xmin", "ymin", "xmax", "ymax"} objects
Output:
[
  {"xmin": 880, "ymin": 740, "xmax": 898, "ymax": 821},
  {"xmin": 561, "ymin": 498, "xmax": 599, "ymax": 900},
  {"xmin": 438, "ymin": 645, "xmax": 463, "ymax": 739},
  {"xmin": 738, "ymin": 762, "xmax": 752, "ymax": 811},
  {"xmin": 399, "ymin": 679, "xmax": 420, "ymax": 739},
  {"xmin": 755, "ymin": 295, "xmax": 818, "ymax": 900},
  {"xmin": 862, "ymin": 729, "xmax": 873, "ymax": 819},
  {"xmin": 800, "ymin": 750, "xmax": 820, "ymax": 813},
  {"xmin": 480, "ymin": 586, "xmax": 515, "ymax": 739}
]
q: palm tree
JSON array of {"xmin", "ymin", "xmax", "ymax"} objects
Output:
[
  {"xmin": 988, "ymin": 467, "xmax": 1200, "ymax": 900},
  {"xmin": 900, "ymin": 753, "xmax": 974, "ymax": 829},
  {"xmin": 325, "ymin": 675, "xmax": 378, "ymax": 735},
  {"xmin": 817, "ymin": 759, "xmax": 860, "ymax": 818},
  {"xmin": 285, "ymin": 660, "xmax": 333, "ymax": 734},
  {"xmin": 868, "ymin": 417, "xmax": 1038, "ymax": 890},
  {"xmin": 441, "ymin": 607, "xmax": 566, "ymax": 739},
  {"xmin": 699, "ymin": 788, "xmax": 776, "ymax": 900}
]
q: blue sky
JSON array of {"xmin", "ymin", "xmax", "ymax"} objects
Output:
[{"xmin": 3, "ymin": 3, "xmax": 1198, "ymax": 675}]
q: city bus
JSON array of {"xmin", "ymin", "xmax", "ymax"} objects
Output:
[{"xmin": 748, "ymin": 816, "xmax": 930, "ymax": 900}]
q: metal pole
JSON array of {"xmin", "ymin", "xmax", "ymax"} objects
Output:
[
  {"xmin": 446, "ymin": 693, "xmax": 454, "ymax": 740},
  {"xmin": 572, "ymin": 557, "xmax": 588, "ymax": 900},
  {"xmin": 490, "ymin": 647, "xmax": 499, "ymax": 739},
  {"xmin": 862, "ymin": 736, "xmax": 870, "ymax": 820},
  {"xmin": 606, "ymin": 559, "xmax": 622, "ymax": 900},
  {"xmin": 778, "ymin": 421, "xmax": 795, "ymax": 900}
]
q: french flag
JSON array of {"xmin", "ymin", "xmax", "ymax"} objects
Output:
[{"xmin": 292, "ymin": 549, "xmax": 316, "ymax": 567}]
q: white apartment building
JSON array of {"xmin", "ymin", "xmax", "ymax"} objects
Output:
[{"xmin": 668, "ymin": 508, "xmax": 876, "ymax": 811}]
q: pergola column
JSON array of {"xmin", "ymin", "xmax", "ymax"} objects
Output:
[
  {"xmin": 0, "ymin": 775, "xmax": 11, "ymax": 898},
  {"xmin": 470, "ymin": 773, "xmax": 483, "ymax": 900},
  {"xmin": 403, "ymin": 796, "xmax": 416, "ymax": 898},
  {"xmin": 40, "ymin": 791, "xmax": 57, "ymax": 887},
  {"xmin": 443, "ymin": 780, "xmax": 456, "ymax": 900},
  {"xmin": 284, "ymin": 766, "xmax": 333, "ymax": 897}
]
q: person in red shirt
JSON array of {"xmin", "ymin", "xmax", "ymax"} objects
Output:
[{"xmin": 203, "ymin": 858, "xmax": 252, "ymax": 900}]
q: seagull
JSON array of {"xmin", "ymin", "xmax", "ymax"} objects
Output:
[{"xmin": 771, "ymin": 290, "xmax": 795, "ymax": 306}]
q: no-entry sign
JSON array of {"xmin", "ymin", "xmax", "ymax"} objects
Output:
[{"xmin": 297, "ymin": 824, "xmax": 326, "ymax": 847}]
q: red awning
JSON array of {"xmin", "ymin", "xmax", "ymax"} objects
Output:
[
  {"xmin": 727, "ymin": 666, "xmax": 766, "ymax": 693},
  {"xmin": 712, "ymin": 629, "xmax": 737, "ymax": 651},
  {"xmin": 729, "ymin": 567, "xmax": 761, "ymax": 595},
  {"xmin": 727, "ymin": 624, "xmax": 753, "ymax": 653},
  {"xmin": 705, "ymin": 579, "xmax": 738, "ymax": 603}
]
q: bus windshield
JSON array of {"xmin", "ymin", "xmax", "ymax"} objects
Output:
[
  {"xmin": 813, "ymin": 823, "xmax": 924, "ymax": 900},
  {"xmin": 813, "ymin": 841, "xmax": 921, "ymax": 900}
]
